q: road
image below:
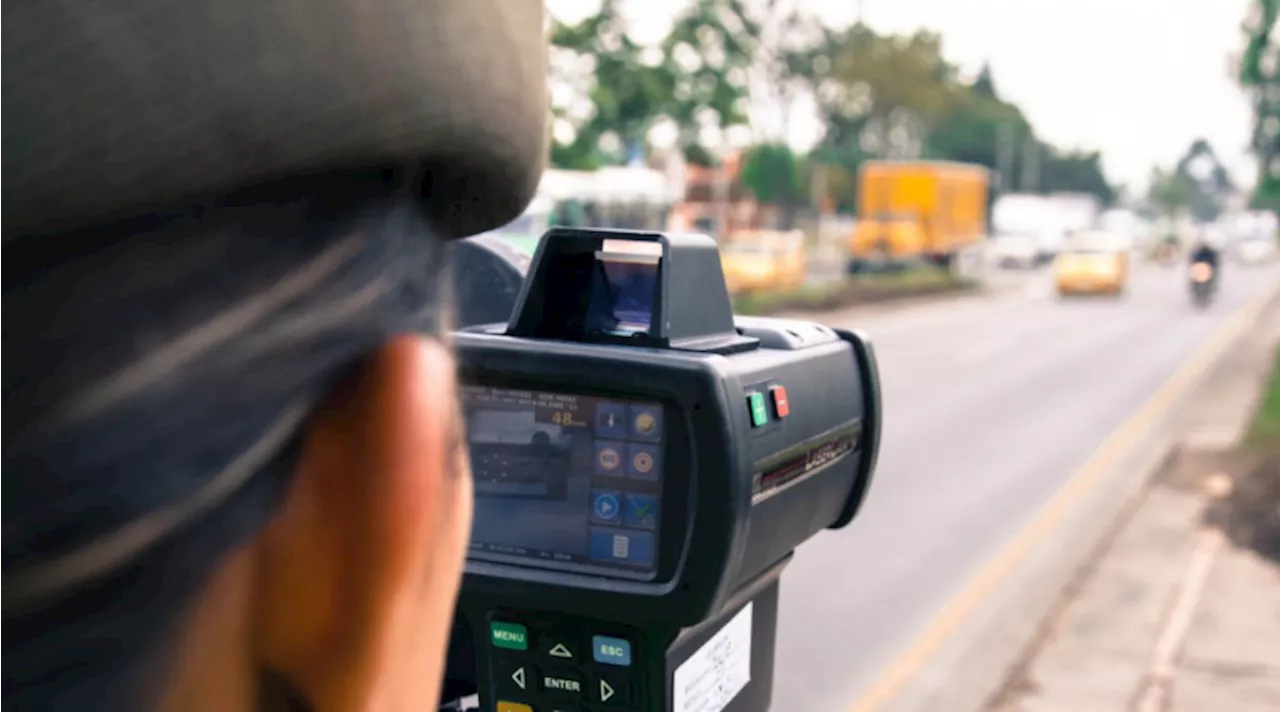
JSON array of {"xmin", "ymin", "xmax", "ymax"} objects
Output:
[{"xmin": 771, "ymin": 261, "xmax": 1280, "ymax": 711}]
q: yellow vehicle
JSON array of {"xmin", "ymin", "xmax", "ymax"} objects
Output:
[
  {"xmin": 849, "ymin": 161, "xmax": 989, "ymax": 272},
  {"xmin": 1054, "ymin": 231, "xmax": 1131, "ymax": 297},
  {"xmin": 720, "ymin": 231, "xmax": 807, "ymax": 295}
]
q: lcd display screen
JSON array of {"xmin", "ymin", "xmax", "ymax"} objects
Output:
[{"xmin": 464, "ymin": 385, "xmax": 666, "ymax": 578}]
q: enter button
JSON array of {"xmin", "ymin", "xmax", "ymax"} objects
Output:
[
  {"xmin": 542, "ymin": 670, "xmax": 585, "ymax": 698},
  {"xmin": 591, "ymin": 635, "xmax": 632, "ymax": 666}
]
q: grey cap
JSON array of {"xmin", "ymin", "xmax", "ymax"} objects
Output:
[{"xmin": 2, "ymin": 0, "xmax": 549, "ymax": 240}]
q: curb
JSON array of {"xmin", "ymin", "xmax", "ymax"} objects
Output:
[
  {"xmin": 854, "ymin": 278, "xmax": 1280, "ymax": 712},
  {"xmin": 768, "ymin": 275, "xmax": 1027, "ymax": 322}
]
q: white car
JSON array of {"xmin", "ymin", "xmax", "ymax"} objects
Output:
[
  {"xmin": 988, "ymin": 234, "xmax": 1040, "ymax": 269},
  {"xmin": 1233, "ymin": 237, "xmax": 1278, "ymax": 265}
]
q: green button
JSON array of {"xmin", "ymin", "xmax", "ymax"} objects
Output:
[
  {"xmin": 490, "ymin": 621, "xmax": 528, "ymax": 651},
  {"xmin": 747, "ymin": 392, "xmax": 768, "ymax": 427}
]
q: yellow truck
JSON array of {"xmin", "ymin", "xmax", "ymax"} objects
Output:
[{"xmin": 849, "ymin": 161, "xmax": 990, "ymax": 272}]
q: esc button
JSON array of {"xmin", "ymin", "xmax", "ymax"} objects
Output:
[{"xmin": 591, "ymin": 635, "xmax": 632, "ymax": 666}]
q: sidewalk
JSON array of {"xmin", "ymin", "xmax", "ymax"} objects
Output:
[{"xmin": 985, "ymin": 300, "xmax": 1280, "ymax": 712}]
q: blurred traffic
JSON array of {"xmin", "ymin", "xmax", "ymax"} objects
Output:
[
  {"xmin": 483, "ymin": 159, "xmax": 1278, "ymax": 307},
  {"xmin": 481, "ymin": 2, "xmax": 1280, "ymax": 710}
]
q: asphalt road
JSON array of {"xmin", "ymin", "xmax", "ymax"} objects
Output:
[{"xmin": 771, "ymin": 260, "xmax": 1280, "ymax": 711}]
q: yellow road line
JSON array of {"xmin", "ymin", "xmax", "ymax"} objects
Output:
[{"xmin": 845, "ymin": 282, "xmax": 1280, "ymax": 712}]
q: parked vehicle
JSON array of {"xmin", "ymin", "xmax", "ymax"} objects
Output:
[
  {"xmin": 721, "ymin": 230, "xmax": 806, "ymax": 295},
  {"xmin": 848, "ymin": 161, "xmax": 989, "ymax": 273}
]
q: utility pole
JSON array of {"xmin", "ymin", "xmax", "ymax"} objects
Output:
[
  {"xmin": 995, "ymin": 122, "xmax": 1015, "ymax": 194},
  {"xmin": 713, "ymin": 147, "xmax": 732, "ymax": 242},
  {"xmin": 1020, "ymin": 134, "xmax": 1039, "ymax": 193}
]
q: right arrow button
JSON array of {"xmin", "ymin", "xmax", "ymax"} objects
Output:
[{"xmin": 594, "ymin": 675, "xmax": 630, "ymax": 706}]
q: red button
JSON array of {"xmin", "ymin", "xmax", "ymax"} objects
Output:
[{"xmin": 769, "ymin": 385, "xmax": 790, "ymax": 418}]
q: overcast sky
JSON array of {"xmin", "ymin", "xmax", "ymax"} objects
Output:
[{"xmin": 550, "ymin": 0, "xmax": 1257, "ymax": 193}]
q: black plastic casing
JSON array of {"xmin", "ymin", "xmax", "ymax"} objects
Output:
[{"xmin": 452, "ymin": 229, "xmax": 883, "ymax": 627}]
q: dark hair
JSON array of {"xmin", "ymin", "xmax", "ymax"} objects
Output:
[{"xmin": 3, "ymin": 169, "xmax": 452, "ymax": 711}]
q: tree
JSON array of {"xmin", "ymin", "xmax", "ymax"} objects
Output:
[
  {"xmin": 1146, "ymin": 140, "xmax": 1233, "ymax": 221},
  {"xmin": 925, "ymin": 88, "xmax": 1028, "ymax": 171},
  {"xmin": 739, "ymin": 143, "xmax": 804, "ymax": 205},
  {"xmin": 805, "ymin": 25, "xmax": 961, "ymax": 159},
  {"xmin": 660, "ymin": 0, "xmax": 761, "ymax": 162},
  {"xmin": 789, "ymin": 23, "xmax": 964, "ymax": 208},
  {"xmin": 548, "ymin": 0, "xmax": 674, "ymax": 168},
  {"xmin": 1239, "ymin": 0, "xmax": 1280, "ymax": 211},
  {"xmin": 548, "ymin": 0, "xmax": 764, "ymax": 168},
  {"xmin": 547, "ymin": 3, "xmax": 1120, "ymax": 210},
  {"xmin": 971, "ymin": 62, "xmax": 998, "ymax": 100},
  {"xmin": 1039, "ymin": 149, "xmax": 1117, "ymax": 207},
  {"xmin": 1147, "ymin": 167, "xmax": 1197, "ymax": 219}
]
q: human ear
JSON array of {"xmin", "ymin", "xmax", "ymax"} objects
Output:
[{"xmin": 251, "ymin": 336, "xmax": 472, "ymax": 712}]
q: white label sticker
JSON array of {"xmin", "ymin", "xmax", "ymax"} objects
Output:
[{"xmin": 673, "ymin": 602, "xmax": 753, "ymax": 712}]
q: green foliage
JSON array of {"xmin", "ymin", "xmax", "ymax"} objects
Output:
[
  {"xmin": 1240, "ymin": 0, "xmax": 1280, "ymax": 210},
  {"xmin": 786, "ymin": 22, "xmax": 1113, "ymax": 207},
  {"xmin": 548, "ymin": 0, "xmax": 760, "ymax": 168},
  {"xmin": 1147, "ymin": 167, "xmax": 1197, "ymax": 217},
  {"xmin": 1040, "ymin": 150, "xmax": 1117, "ymax": 206},
  {"xmin": 739, "ymin": 143, "xmax": 803, "ymax": 205},
  {"xmin": 970, "ymin": 63, "xmax": 998, "ymax": 99},
  {"xmin": 547, "ymin": 1, "xmax": 1117, "ymax": 207},
  {"xmin": 1247, "ymin": 345, "xmax": 1280, "ymax": 446},
  {"xmin": 548, "ymin": 0, "xmax": 673, "ymax": 167},
  {"xmin": 793, "ymin": 24, "xmax": 960, "ymax": 167},
  {"xmin": 1146, "ymin": 140, "xmax": 1235, "ymax": 220}
]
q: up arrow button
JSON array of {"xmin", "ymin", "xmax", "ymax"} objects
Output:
[
  {"xmin": 599, "ymin": 680, "xmax": 615, "ymax": 702},
  {"xmin": 549, "ymin": 642, "xmax": 573, "ymax": 659}
]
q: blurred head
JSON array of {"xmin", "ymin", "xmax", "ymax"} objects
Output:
[
  {"xmin": 3, "ymin": 2, "xmax": 547, "ymax": 711},
  {"xmin": 6, "ymin": 174, "xmax": 474, "ymax": 712}
]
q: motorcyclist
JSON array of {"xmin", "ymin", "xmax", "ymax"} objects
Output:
[
  {"xmin": 1187, "ymin": 231, "xmax": 1223, "ymax": 292},
  {"xmin": 1189, "ymin": 233, "xmax": 1222, "ymax": 269},
  {"xmin": 4, "ymin": 1, "xmax": 547, "ymax": 711}
]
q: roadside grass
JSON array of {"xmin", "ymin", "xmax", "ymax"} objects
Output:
[
  {"xmin": 732, "ymin": 265, "xmax": 980, "ymax": 316},
  {"xmin": 1245, "ymin": 344, "xmax": 1280, "ymax": 449}
]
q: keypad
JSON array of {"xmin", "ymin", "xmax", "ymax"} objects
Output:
[{"xmin": 486, "ymin": 612, "xmax": 642, "ymax": 712}]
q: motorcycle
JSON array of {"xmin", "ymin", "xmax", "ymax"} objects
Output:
[{"xmin": 1188, "ymin": 260, "xmax": 1216, "ymax": 308}]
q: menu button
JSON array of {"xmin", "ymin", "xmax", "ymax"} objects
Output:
[{"xmin": 490, "ymin": 621, "xmax": 528, "ymax": 651}]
